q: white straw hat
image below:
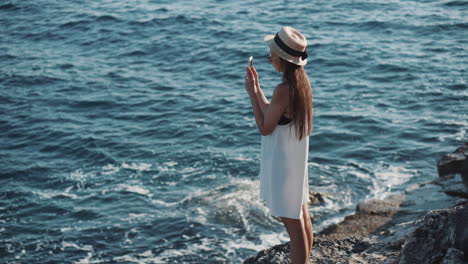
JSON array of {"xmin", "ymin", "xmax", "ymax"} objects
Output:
[{"xmin": 264, "ymin": 26, "xmax": 308, "ymax": 66}]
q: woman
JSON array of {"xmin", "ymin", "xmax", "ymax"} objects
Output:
[{"xmin": 244, "ymin": 26, "xmax": 313, "ymax": 264}]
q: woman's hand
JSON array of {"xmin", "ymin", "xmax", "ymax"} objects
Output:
[
  {"xmin": 251, "ymin": 66, "xmax": 261, "ymax": 92},
  {"xmin": 244, "ymin": 67, "xmax": 257, "ymax": 95}
]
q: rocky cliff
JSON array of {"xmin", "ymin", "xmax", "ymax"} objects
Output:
[{"xmin": 244, "ymin": 143, "xmax": 468, "ymax": 264}]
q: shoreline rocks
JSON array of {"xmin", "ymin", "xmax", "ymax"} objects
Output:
[
  {"xmin": 244, "ymin": 143, "xmax": 468, "ymax": 263},
  {"xmin": 434, "ymin": 142, "xmax": 468, "ymax": 198},
  {"xmin": 437, "ymin": 143, "xmax": 468, "ymax": 185},
  {"xmin": 317, "ymin": 193, "xmax": 405, "ymax": 241},
  {"xmin": 244, "ymin": 199, "xmax": 468, "ymax": 264},
  {"xmin": 396, "ymin": 200, "xmax": 468, "ymax": 264}
]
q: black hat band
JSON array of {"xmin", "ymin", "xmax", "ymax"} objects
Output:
[{"xmin": 273, "ymin": 33, "xmax": 308, "ymax": 60}]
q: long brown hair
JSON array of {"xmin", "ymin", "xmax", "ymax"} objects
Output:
[{"xmin": 280, "ymin": 58, "xmax": 313, "ymax": 141}]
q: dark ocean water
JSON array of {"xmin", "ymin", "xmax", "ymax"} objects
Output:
[{"xmin": 0, "ymin": 0, "xmax": 466, "ymax": 263}]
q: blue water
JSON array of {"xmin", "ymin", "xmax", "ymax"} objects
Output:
[{"xmin": 0, "ymin": 0, "xmax": 466, "ymax": 263}]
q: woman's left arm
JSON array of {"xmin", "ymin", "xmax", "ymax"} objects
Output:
[
  {"xmin": 250, "ymin": 67, "xmax": 269, "ymax": 114},
  {"xmin": 245, "ymin": 67, "xmax": 287, "ymax": 136}
]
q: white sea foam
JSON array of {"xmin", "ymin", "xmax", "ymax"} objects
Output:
[
  {"xmin": 118, "ymin": 252, "xmax": 164, "ymax": 264},
  {"xmin": 222, "ymin": 231, "xmax": 289, "ymax": 256},
  {"xmin": 60, "ymin": 227, "xmax": 73, "ymax": 232},
  {"xmin": 121, "ymin": 162, "xmax": 152, "ymax": 171},
  {"xmin": 101, "ymin": 162, "xmax": 157, "ymax": 176},
  {"xmin": 226, "ymin": 154, "xmax": 254, "ymax": 162},
  {"xmin": 60, "ymin": 242, "xmax": 105, "ymax": 264},
  {"xmin": 61, "ymin": 242, "xmax": 93, "ymax": 252},
  {"xmin": 33, "ymin": 190, "xmax": 81, "ymax": 200},
  {"xmin": 156, "ymin": 164, "xmax": 176, "ymax": 172},
  {"xmin": 181, "ymin": 177, "xmax": 274, "ymax": 231},
  {"xmin": 307, "ymin": 161, "xmax": 321, "ymax": 167},
  {"xmin": 370, "ymin": 162, "xmax": 417, "ymax": 200},
  {"xmin": 151, "ymin": 237, "xmax": 224, "ymax": 263},
  {"xmin": 305, "ymin": 161, "xmax": 417, "ymax": 232},
  {"xmin": 14, "ymin": 248, "xmax": 26, "ymax": 260},
  {"xmin": 101, "ymin": 164, "xmax": 120, "ymax": 175},
  {"xmin": 348, "ymin": 170, "xmax": 371, "ymax": 180},
  {"xmin": 114, "ymin": 184, "xmax": 152, "ymax": 197},
  {"xmin": 150, "ymin": 199, "xmax": 178, "ymax": 207},
  {"xmin": 179, "ymin": 166, "xmax": 203, "ymax": 179},
  {"xmin": 69, "ymin": 169, "xmax": 95, "ymax": 189},
  {"xmin": 439, "ymin": 127, "xmax": 467, "ymax": 142},
  {"xmin": 32, "ymin": 184, "xmax": 95, "ymax": 200},
  {"xmin": 139, "ymin": 250, "xmax": 153, "ymax": 257},
  {"xmin": 175, "ymin": 176, "xmax": 296, "ymax": 262},
  {"xmin": 162, "ymin": 161, "xmax": 177, "ymax": 167},
  {"xmin": 113, "ymin": 254, "xmax": 165, "ymax": 264},
  {"xmin": 74, "ymin": 252, "xmax": 105, "ymax": 264},
  {"xmin": 124, "ymin": 213, "xmax": 148, "ymax": 223},
  {"xmin": 317, "ymin": 215, "xmax": 348, "ymax": 230},
  {"xmin": 128, "ymin": 213, "xmax": 147, "ymax": 219}
]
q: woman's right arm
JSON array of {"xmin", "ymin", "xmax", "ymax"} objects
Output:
[{"xmin": 251, "ymin": 67, "xmax": 269, "ymax": 114}]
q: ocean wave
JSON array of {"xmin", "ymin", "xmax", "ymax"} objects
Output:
[
  {"xmin": 95, "ymin": 14, "xmax": 120, "ymax": 22},
  {"xmin": 0, "ymin": 3, "xmax": 17, "ymax": 11},
  {"xmin": 61, "ymin": 241, "xmax": 93, "ymax": 252},
  {"xmin": 0, "ymin": 165, "xmax": 51, "ymax": 180},
  {"xmin": 325, "ymin": 20, "xmax": 396, "ymax": 30},
  {"xmin": 373, "ymin": 63, "xmax": 409, "ymax": 73},
  {"xmin": 56, "ymin": 63, "xmax": 74, "ymax": 69},
  {"xmin": 58, "ymin": 19, "xmax": 92, "ymax": 29},
  {"xmin": 446, "ymin": 83, "xmax": 467, "ymax": 91},
  {"xmin": 68, "ymin": 98, "xmax": 120, "ymax": 110},
  {"xmin": 443, "ymin": 0, "xmax": 468, "ymax": 7},
  {"xmin": 127, "ymin": 14, "xmax": 201, "ymax": 27},
  {"xmin": 121, "ymin": 162, "xmax": 152, "ymax": 171},
  {"xmin": 370, "ymin": 162, "xmax": 417, "ymax": 199},
  {"xmin": 70, "ymin": 209, "xmax": 101, "ymax": 220},
  {"xmin": 179, "ymin": 178, "xmax": 275, "ymax": 229},
  {"xmin": 120, "ymin": 50, "xmax": 147, "ymax": 57},
  {"xmin": 33, "ymin": 190, "xmax": 81, "ymax": 200},
  {"xmin": 113, "ymin": 184, "xmax": 152, "ymax": 198},
  {"xmin": 58, "ymin": 142, "xmax": 116, "ymax": 166},
  {"xmin": 430, "ymin": 22, "xmax": 468, "ymax": 31},
  {"xmin": 0, "ymin": 53, "xmax": 16, "ymax": 61},
  {"xmin": 1, "ymin": 73, "xmax": 64, "ymax": 87}
]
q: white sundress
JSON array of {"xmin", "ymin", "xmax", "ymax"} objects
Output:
[{"xmin": 259, "ymin": 122, "xmax": 309, "ymax": 219}]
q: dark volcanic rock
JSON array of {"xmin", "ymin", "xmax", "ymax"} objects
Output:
[
  {"xmin": 434, "ymin": 143, "xmax": 468, "ymax": 198},
  {"xmin": 397, "ymin": 200, "xmax": 468, "ymax": 264},
  {"xmin": 245, "ymin": 144, "xmax": 468, "ymax": 264},
  {"xmin": 432, "ymin": 174, "xmax": 468, "ymax": 199},
  {"xmin": 244, "ymin": 199, "xmax": 468, "ymax": 264},
  {"xmin": 454, "ymin": 200, "xmax": 468, "ymax": 261},
  {"xmin": 243, "ymin": 236, "xmax": 378, "ymax": 264},
  {"xmin": 308, "ymin": 191, "xmax": 333, "ymax": 205},
  {"xmin": 243, "ymin": 242, "xmax": 291, "ymax": 264},
  {"xmin": 440, "ymin": 248, "xmax": 466, "ymax": 264},
  {"xmin": 438, "ymin": 142, "xmax": 468, "ymax": 185}
]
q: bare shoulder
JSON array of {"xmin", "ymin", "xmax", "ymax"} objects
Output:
[
  {"xmin": 273, "ymin": 83, "xmax": 290, "ymax": 101},
  {"xmin": 274, "ymin": 83, "xmax": 289, "ymax": 96}
]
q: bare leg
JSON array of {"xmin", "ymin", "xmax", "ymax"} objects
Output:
[
  {"xmin": 301, "ymin": 203, "xmax": 313, "ymax": 262},
  {"xmin": 281, "ymin": 216, "xmax": 308, "ymax": 264}
]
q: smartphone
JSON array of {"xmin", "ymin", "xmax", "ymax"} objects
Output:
[{"xmin": 249, "ymin": 56, "xmax": 253, "ymax": 67}]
